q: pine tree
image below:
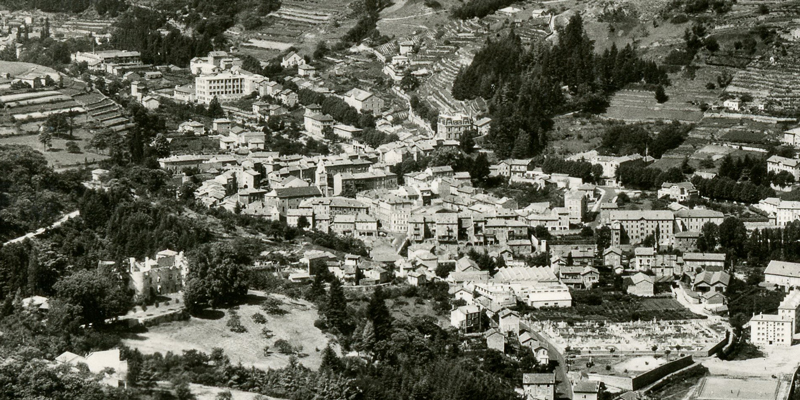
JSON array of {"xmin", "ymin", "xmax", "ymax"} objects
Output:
[
  {"xmin": 366, "ymin": 286, "xmax": 393, "ymax": 344},
  {"xmin": 319, "ymin": 343, "xmax": 342, "ymax": 373},
  {"xmin": 326, "ymin": 279, "xmax": 349, "ymax": 334}
]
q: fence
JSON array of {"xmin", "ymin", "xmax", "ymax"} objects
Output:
[{"xmin": 589, "ymin": 355, "xmax": 694, "ymax": 391}]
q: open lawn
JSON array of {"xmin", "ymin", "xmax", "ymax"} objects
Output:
[{"xmin": 123, "ymin": 291, "xmax": 334, "ymax": 370}]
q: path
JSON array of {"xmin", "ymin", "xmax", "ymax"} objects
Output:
[
  {"xmin": 522, "ymin": 320, "xmax": 572, "ymax": 399},
  {"xmin": 4, "ymin": 210, "xmax": 80, "ymax": 245},
  {"xmin": 592, "ymin": 186, "xmax": 617, "ymax": 212}
]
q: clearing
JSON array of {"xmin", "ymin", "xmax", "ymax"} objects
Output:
[
  {"xmin": 123, "ymin": 291, "xmax": 334, "ymax": 370},
  {"xmin": 0, "ymin": 118, "xmax": 109, "ymax": 169}
]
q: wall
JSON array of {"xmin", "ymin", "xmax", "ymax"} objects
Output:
[{"xmin": 588, "ymin": 356, "xmax": 694, "ymax": 391}]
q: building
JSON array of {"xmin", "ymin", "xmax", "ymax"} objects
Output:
[
  {"xmin": 436, "ymin": 113, "xmax": 473, "ymax": 140},
  {"xmin": 784, "ymin": 127, "xmax": 800, "ymax": 147},
  {"xmin": 141, "ymin": 95, "xmax": 160, "ymax": 110},
  {"xmin": 281, "ymin": 52, "xmax": 305, "ymax": 68},
  {"xmin": 450, "ymin": 305, "xmax": 481, "ymax": 331},
  {"xmin": 603, "ymin": 247, "xmax": 622, "ymax": 268},
  {"xmin": 777, "ymin": 201, "xmax": 800, "ymax": 227},
  {"xmin": 127, "ymin": 249, "xmax": 189, "ymax": 301},
  {"xmin": 626, "ymin": 272, "xmax": 655, "ymax": 297},
  {"xmin": 765, "ymin": 260, "xmax": 800, "ymax": 289},
  {"xmin": 573, "ymin": 381, "xmax": 601, "ymax": 400},
  {"xmin": 333, "ymin": 170, "xmax": 398, "ymax": 196},
  {"xmin": 767, "ymin": 155, "xmax": 800, "ymax": 180},
  {"xmin": 304, "ymin": 110, "xmax": 335, "ymax": 135},
  {"xmin": 523, "ymin": 373, "xmax": 556, "ymax": 400},
  {"xmin": 683, "ymin": 253, "xmax": 726, "ymax": 273},
  {"xmin": 723, "ymin": 98, "xmax": 741, "ymax": 111},
  {"xmin": 343, "ymin": 88, "xmax": 384, "ymax": 115},
  {"xmin": 675, "ymin": 231, "xmax": 701, "ymax": 252},
  {"xmin": 72, "ymin": 50, "xmax": 141, "ymax": 69},
  {"xmin": 57, "ymin": 349, "xmax": 129, "ymax": 387},
  {"xmin": 189, "ymin": 51, "xmax": 242, "ymax": 75},
  {"xmin": 564, "ymin": 191, "xmax": 586, "ymax": 224},
  {"xmin": 498, "ymin": 308, "xmax": 520, "ymax": 336},
  {"xmin": 486, "ymin": 329, "xmax": 506, "ymax": 352},
  {"xmin": 475, "ymin": 117, "xmax": 491, "ymax": 135},
  {"xmin": 270, "ymin": 186, "xmax": 324, "ymax": 214},
  {"xmin": 658, "ymin": 182, "xmax": 698, "ymax": 202},
  {"xmin": 194, "ymin": 70, "xmax": 268, "ymax": 104},
  {"xmin": 607, "ymin": 210, "xmax": 675, "ymax": 247},
  {"xmin": 750, "ymin": 313, "xmax": 793, "ymax": 347},
  {"xmin": 692, "ymin": 270, "xmax": 730, "ymax": 293},
  {"xmin": 298, "ymin": 64, "xmax": 316, "ymax": 77}
]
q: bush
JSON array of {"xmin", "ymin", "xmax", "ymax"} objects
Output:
[
  {"xmin": 274, "ymin": 339, "xmax": 294, "ymax": 354},
  {"xmin": 261, "ymin": 327, "xmax": 274, "ymax": 339},
  {"xmin": 227, "ymin": 311, "xmax": 247, "ymax": 333},
  {"xmin": 670, "ymin": 14, "xmax": 689, "ymax": 24},
  {"xmin": 66, "ymin": 141, "xmax": 81, "ymax": 153},
  {"xmin": 261, "ymin": 296, "xmax": 288, "ymax": 315},
  {"xmin": 263, "ymin": 345, "xmax": 270, "ymax": 356},
  {"xmin": 252, "ymin": 313, "xmax": 267, "ymax": 324},
  {"xmin": 706, "ymin": 82, "xmax": 715, "ymax": 90}
]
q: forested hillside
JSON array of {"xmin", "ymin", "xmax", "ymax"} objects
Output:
[
  {"xmin": 0, "ymin": 0, "xmax": 128, "ymax": 15},
  {"xmin": 452, "ymin": 15, "xmax": 670, "ymax": 158}
]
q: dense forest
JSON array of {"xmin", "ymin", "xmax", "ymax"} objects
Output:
[{"xmin": 452, "ymin": 15, "xmax": 670, "ymax": 158}]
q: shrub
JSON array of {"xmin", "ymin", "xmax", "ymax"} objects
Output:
[
  {"xmin": 261, "ymin": 327, "xmax": 274, "ymax": 339},
  {"xmin": 263, "ymin": 345, "xmax": 270, "ymax": 356},
  {"xmin": 261, "ymin": 296, "xmax": 288, "ymax": 315},
  {"xmin": 227, "ymin": 311, "xmax": 247, "ymax": 333},
  {"xmin": 670, "ymin": 14, "xmax": 689, "ymax": 24},
  {"xmin": 274, "ymin": 339, "xmax": 294, "ymax": 354},
  {"xmin": 252, "ymin": 313, "xmax": 267, "ymax": 324},
  {"xmin": 66, "ymin": 141, "xmax": 81, "ymax": 153}
]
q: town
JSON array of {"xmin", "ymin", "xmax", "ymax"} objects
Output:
[{"xmin": 3, "ymin": 0, "xmax": 800, "ymax": 400}]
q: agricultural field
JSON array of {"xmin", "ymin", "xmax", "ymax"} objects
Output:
[{"xmin": 123, "ymin": 291, "xmax": 334, "ymax": 370}]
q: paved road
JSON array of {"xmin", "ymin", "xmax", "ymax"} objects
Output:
[
  {"xmin": 522, "ymin": 320, "xmax": 573, "ymax": 400},
  {"xmin": 4, "ymin": 210, "xmax": 80, "ymax": 245}
]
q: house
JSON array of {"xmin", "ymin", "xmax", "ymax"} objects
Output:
[
  {"xmin": 279, "ymin": 89, "xmax": 298, "ymax": 107},
  {"xmin": 407, "ymin": 270, "xmax": 427, "ymax": 286},
  {"xmin": 304, "ymin": 110, "xmax": 335, "ymax": 135},
  {"xmin": 658, "ymin": 182, "xmax": 698, "ymax": 202},
  {"xmin": 498, "ymin": 308, "xmax": 520, "ymax": 336},
  {"xmin": 57, "ymin": 349, "xmax": 129, "ymax": 388},
  {"xmin": 475, "ymin": 117, "xmax": 491, "ymax": 136},
  {"xmin": 683, "ymin": 252, "xmax": 726, "ymax": 273},
  {"xmin": 723, "ymin": 97, "xmax": 741, "ymax": 111},
  {"xmin": 767, "ymin": 155, "xmax": 800, "ymax": 180},
  {"xmin": 213, "ymin": 118, "xmax": 233, "ymax": 134},
  {"xmin": 127, "ymin": 250, "xmax": 189, "ymax": 301},
  {"xmin": 179, "ymin": 120, "xmax": 205, "ymax": 136},
  {"xmin": 626, "ymin": 272, "xmax": 654, "ymax": 297},
  {"xmin": 533, "ymin": 345, "xmax": 549, "ymax": 365},
  {"xmin": 399, "ymin": 40, "xmax": 415, "ymax": 55},
  {"xmin": 559, "ymin": 266, "xmax": 599, "ymax": 289},
  {"xmin": 486, "ymin": 329, "xmax": 506, "ymax": 352},
  {"xmin": 344, "ymin": 88, "xmax": 383, "ymax": 115},
  {"xmin": 675, "ymin": 231, "xmax": 701, "ymax": 252},
  {"xmin": 523, "ymin": 373, "xmax": 556, "ymax": 400},
  {"xmin": 450, "ymin": 305, "xmax": 481, "ymax": 331},
  {"xmin": 765, "ymin": 260, "xmax": 800, "ymax": 289},
  {"xmin": 298, "ymin": 64, "xmax": 316, "ymax": 77},
  {"xmin": 454, "ymin": 287, "xmax": 474, "ymax": 303},
  {"xmin": 603, "ymin": 247, "xmax": 622, "ymax": 268},
  {"xmin": 573, "ymin": 380, "xmax": 601, "ymax": 400},
  {"xmin": 281, "ymin": 52, "xmax": 305, "ymax": 68},
  {"xmin": 692, "ymin": 270, "xmax": 730, "ymax": 293},
  {"xmin": 142, "ymin": 95, "xmax": 160, "ymax": 110}
]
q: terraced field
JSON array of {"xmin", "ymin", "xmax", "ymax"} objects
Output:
[{"xmin": 0, "ymin": 90, "xmax": 84, "ymax": 123}]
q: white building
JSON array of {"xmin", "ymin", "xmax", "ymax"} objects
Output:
[
  {"xmin": 343, "ymin": 88, "xmax": 383, "ymax": 115},
  {"xmin": 784, "ymin": 127, "xmax": 800, "ymax": 147},
  {"xmin": 777, "ymin": 201, "xmax": 800, "ymax": 227},
  {"xmin": 127, "ymin": 249, "xmax": 189, "ymax": 301},
  {"xmin": 450, "ymin": 305, "xmax": 481, "ymax": 330},
  {"xmin": 765, "ymin": 260, "xmax": 800, "ymax": 289},
  {"xmin": 281, "ymin": 52, "xmax": 305, "ymax": 68},
  {"xmin": 767, "ymin": 155, "xmax": 800, "ymax": 180},
  {"xmin": 194, "ymin": 70, "xmax": 268, "ymax": 104},
  {"xmin": 436, "ymin": 113, "xmax": 473, "ymax": 140}
]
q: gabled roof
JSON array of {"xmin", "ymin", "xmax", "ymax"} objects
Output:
[{"xmin": 274, "ymin": 186, "xmax": 322, "ymax": 198}]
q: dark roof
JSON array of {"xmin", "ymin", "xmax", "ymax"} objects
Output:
[{"xmin": 275, "ymin": 186, "xmax": 322, "ymax": 198}]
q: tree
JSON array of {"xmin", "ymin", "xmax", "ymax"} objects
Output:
[
  {"xmin": 364, "ymin": 286, "xmax": 393, "ymax": 357},
  {"xmin": 319, "ymin": 343, "xmax": 343, "ymax": 373},
  {"xmin": 152, "ymin": 133, "xmax": 170, "ymax": 157},
  {"xmin": 698, "ymin": 222, "xmax": 719, "ymax": 252},
  {"xmin": 38, "ymin": 130, "xmax": 52, "ymax": 151},
  {"xmin": 459, "ymin": 130, "xmax": 476, "ymax": 153},
  {"xmin": 53, "ymin": 269, "xmax": 132, "ymax": 326},
  {"xmin": 655, "ymin": 85, "xmax": 669, "ymax": 103},
  {"xmin": 175, "ymin": 381, "xmax": 195, "ymax": 400},
  {"xmin": 184, "ymin": 244, "xmax": 249, "ymax": 314},
  {"xmin": 65, "ymin": 141, "xmax": 81, "ymax": 153},
  {"xmin": 297, "ymin": 215, "xmax": 310, "ymax": 230},
  {"xmin": 207, "ymin": 97, "xmax": 224, "ymax": 118},
  {"xmin": 324, "ymin": 279, "xmax": 351, "ymax": 335},
  {"xmin": 596, "ymin": 226, "xmax": 611, "ymax": 253},
  {"xmin": 400, "ymin": 74, "xmax": 420, "ymax": 92}
]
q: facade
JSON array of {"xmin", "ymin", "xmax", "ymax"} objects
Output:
[
  {"xmin": 73, "ymin": 50, "xmax": 141, "ymax": 69},
  {"xmin": 674, "ymin": 209, "xmax": 724, "ymax": 232},
  {"xmin": 626, "ymin": 272, "xmax": 654, "ymax": 297},
  {"xmin": 127, "ymin": 249, "xmax": 189, "ymax": 301},
  {"xmin": 683, "ymin": 252, "xmax": 726, "ymax": 273},
  {"xmin": 765, "ymin": 260, "xmax": 800, "ymax": 288},
  {"xmin": 333, "ymin": 171, "xmax": 398, "ymax": 196},
  {"xmin": 608, "ymin": 210, "xmax": 675, "ymax": 247},
  {"xmin": 194, "ymin": 70, "xmax": 268, "ymax": 104},
  {"xmin": 658, "ymin": 182, "xmax": 698, "ymax": 202},
  {"xmin": 436, "ymin": 113, "xmax": 473, "ymax": 140},
  {"xmin": 523, "ymin": 373, "xmax": 556, "ymax": 400},
  {"xmin": 750, "ymin": 314, "xmax": 793, "ymax": 347},
  {"xmin": 450, "ymin": 305, "xmax": 481, "ymax": 331},
  {"xmin": 768, "ymin": 155, "xmax": 800, "ymax": 180},
  {"xmin": 777, "ymin": 201, "xmax": 800, "ymax": 227},
  {"xmin": 564, "ymin": 191, "xmax": 586, "ymax": 224},
  {"xmin": 304, "ymin": 110, "xmax": 335, "ymax": 135},
  {"xmin": 343, "ymin": 88, "xmax": 384, "ymax": 115},
  {"xmin": 281, "ymin": 52, "xmax": 305, "ymax": 68}
]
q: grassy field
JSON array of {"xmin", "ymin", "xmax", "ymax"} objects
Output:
[
  {"xmin": 0, "ymin": 116, "xmax": 109, "ymax": 169},
  {"xmin": 0, "ymin": 60, "xmax": 58, "ymax": 78},
  {"xmin": 123, "ymin": 291, "xmax": 334, "ymax": 370}
]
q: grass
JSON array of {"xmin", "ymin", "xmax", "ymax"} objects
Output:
[
  {"xmin": 0, "ymin": 116, "xmax": 109, "ymax": 169},
  {"xmin": 122, "ymin": 291, "xmax": 333, "ymax": 370}
]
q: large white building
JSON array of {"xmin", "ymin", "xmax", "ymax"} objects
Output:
[
  {"xmin": 436, "ymin": 113, "xmax": 473, "ymax": 140},
  {"xmin": 607, "ymin": 210, "xmax": 675, "ymax": 247},
  {"xmin": 750, "ymin": 290, "xmax": 800, "ymax": 347},
  {"xmin": 765, "ymin": 260, "xmax": 800, "ymax": 289},
  {"xmin": 72, "ymin": 50, "xmax": 141, "ymax": 70},
  {"xmin": 194, "ymin": 70, "xmax": 268, "ymax": 104},
  {"xmin": 767, "ymin": 155, "xmax": 800, "ymax": 180},
  {"xmin": 777, "ymin": 201, "xmax": 800, "ymax": 227}
]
